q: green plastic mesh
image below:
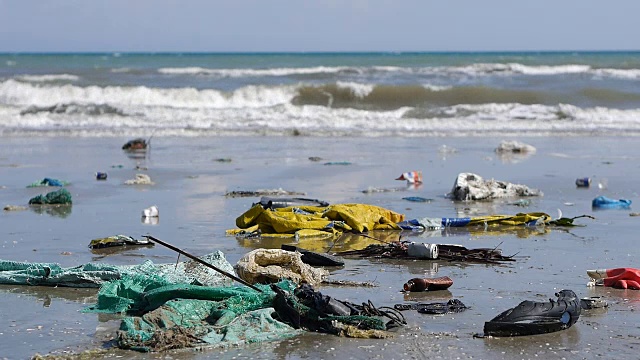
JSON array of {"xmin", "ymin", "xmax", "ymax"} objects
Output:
[
  {"xmin": 28, "ymin": 188, "xmax": 73, "ymax": 205},
  {"xmin": 0, "ymin": 251, "xmax": 235, "ymax": 289}
]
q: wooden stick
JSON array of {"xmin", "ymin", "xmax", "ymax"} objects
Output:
[{"xmin": 143, "ymin": 235, "xmax": 262, "ymax": 292}]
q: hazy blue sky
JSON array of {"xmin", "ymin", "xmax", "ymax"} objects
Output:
[{"xmin": 1, "ymin": 0, "xmax": 639, "ymax": 52}]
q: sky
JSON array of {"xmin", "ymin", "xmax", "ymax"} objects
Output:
[{"xmin": 1, "ymin": 0, "xmax": 639, "ymax": 53}]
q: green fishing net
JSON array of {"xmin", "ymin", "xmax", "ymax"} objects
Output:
[{"xmin": 28, "ymin": 188, "xmax": 72, "ymax": 205}]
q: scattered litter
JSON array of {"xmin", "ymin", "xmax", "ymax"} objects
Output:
[
  {"xmin": 406, "ymin": 242, "xmax": 439, "ymax": 259},
  {"xmin": 95, "ymin": 172, "xmax": 108, "ymax": 180},
  {"xmin": 308, "ymin": 156, "xmax": 323, "ymax": 162},
  {"xmin": 27, "ymin": 177, "xmax": 69, "ymax": 187},
  {"xmin": 124, "ymin": 173, "xmax": 154, "ymax": 185},
  {"xmin": 362, "ymin": 186, "xmax": 408, "ymax": 194},
  {"xmin": 575, "ymin": 177, "xmax": 591, "ymax": 187},
  {"xmin": 323, "ymin": 161, "xmax": 352, "ymax": 166},
  {"xmin": 449, "ymin": 172, "xmax": 543, "ymax": 201},
  {"xmin": 592, "ymin": 196, "xmax": 631, "ymax": 209},
  {"xmin": 0, "ymin": 251, "xmax": 234, "ymax": 288},
  {"xmin": 214, "ymin": 158, "xmax": 232, "ymax": 163},
  {"xmin": 122, "ymin": 138, "xmax": 148, "ymax": 151},
  {"xmin": 336, "ymin": 242, "xmax": 516, "ymax": 264},
  {"xmin": 111, "ymin": 164, "xmax": 124, "ymax": 168},
  {"xmin": 4, "ymin": 205, "xmax": 28, "ymax": 211},
  {"xmin": 89, "ymin": 235, "xmax": 154, "ymax": 249},
  {"xmin": 255, "ymin": 197, "xmax": 329, "ymax": 209},
  {"xmin": 395, "ymin": 299, "xmax": 467, "ymax": 314},
  {"xmin": 321, "ymin": 279, "xmax": 378, "ymax": 287},
  {"xmin": 481, "ymin": 290, "xmax": 580, "ymax": 337},
  {"xmin": 509, "ymin": 199, "xmax": 531, "ymax": 207},
  {"xmin": 495, "ymin": 140, "xmax": 536, "ymax": 154},
  {"xmin": 235, "ymin": 248, "xmax": 329, "ymax": 286},
  {"xmin": 142, "ymin": 205, "xmax": 159, "ymax": 218},
  {"xmin": 402, "ymin": 196, "xmax": 431, "ymax": 202},
  {"xmin": 580, "ymin": 296, "xmax": 608, "ymax": 310},
  {"xmin": 225, "ymin": 188, "xmax": 305, "ymax": 197},
  {"xmin": 396, "ymin": 171, "xmax": 423, "ymax": 184},
  {"xmin": 28, "ymin": 188, "xmax": 72, "ymax": 205},
  {"xmin": 587, "ymin": 268, "xmax": 640, "ymax": 289},
  {"xmin": 280, "ymin": 244, "xmax": 345, "ymax": 266},
  {"xmin": 403, "ymin": 276, "xmax": 453, "ymax": 292}
]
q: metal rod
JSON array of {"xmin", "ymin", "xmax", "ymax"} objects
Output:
[{"xmin": 143, "ymin": 235, "xmax": 262, "ymax": 292}]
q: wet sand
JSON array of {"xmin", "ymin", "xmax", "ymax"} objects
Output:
[{"xmin": 1, "ymin": 135, "xmax": 640, "ymax": 359}]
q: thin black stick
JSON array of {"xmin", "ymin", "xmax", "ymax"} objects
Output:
[{"xmin": 143, "ymin": 235, "xmax": 262, "ymax": 292}]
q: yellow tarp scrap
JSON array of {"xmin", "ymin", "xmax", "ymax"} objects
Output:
[{"xmin": 232, "ymin": 203, "xmax": 405, "ymax": 237}]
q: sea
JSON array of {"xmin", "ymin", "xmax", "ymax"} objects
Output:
[{"xmin": 1, "ymin": 51, "xmax": 640, "ymax": 137}]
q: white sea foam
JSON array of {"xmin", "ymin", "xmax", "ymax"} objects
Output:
[
  {"xmin": 16, "ymin": 74, "xmax": 80, "ymax": 82},
  {"xmin": 154, "ymin": 63, "xmax": 640, "ymax": 82},
  {"xmin": 158, "ymin": 66, "xmax": 352, "ymax": 77},
  {"xmin": 336, "ymin": 81, "xmax": 375, "ymax": 98},
  {"xmin": 2, "ymin": 79, "xmax": 640, "ymax": 137},
  {"xmin": 0, "ymin": 80, "xmax": 296, "ymax": 108}
]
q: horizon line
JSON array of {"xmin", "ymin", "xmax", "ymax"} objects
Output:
[{"xmin": 1, "ymin": 49, "xmax": 640, "ymax": 55}]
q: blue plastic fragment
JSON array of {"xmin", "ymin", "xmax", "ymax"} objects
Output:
[
  {"xmin": 592, "ymin": 196, "xmax": 632, "ymax": 209},
  {"xmin": 402, "ymin": 197, "xmax": 431, "ymax": 202}
]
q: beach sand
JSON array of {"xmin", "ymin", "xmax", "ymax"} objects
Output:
[{"xmin": 1, "ymin": 135, "xmax": 640, "ymax": 359}]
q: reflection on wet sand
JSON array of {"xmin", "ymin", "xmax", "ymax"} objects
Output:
[
  {"xmin": 0, "ymin": 284, "xmax": 96, "ymax": 305},
  {"xmin": 29, "ymin": 204, "xmax": 72, "ymax": 218}
]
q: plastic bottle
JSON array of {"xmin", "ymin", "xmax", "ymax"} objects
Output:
[{"xmin": 407, "ymin": 242, "xmax": 439, "ymax": 259}]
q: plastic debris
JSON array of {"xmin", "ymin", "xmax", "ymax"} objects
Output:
[
  {"xmin": 124, "ymin": 173, "xmax": 154, "ymax": 185},
  {"xmin": 495, "ymin": 140, "xmax": 536, "ymax": 154},
  {"xmin": 235, "ymin": 248, "xmax": 329, "ymax": 286},
  {"xmin": 255, "ymin": 197, "xmax": 329, "ymax": 209},
  {"xmin": 407, "ymin": 242, "xmax": 439, "ymax": 259},
  {"xmin": 396, "ymin": 171, "xmax": 423, "ymax": 184},
  {"xmin": 449, "ymin": 172, "xmax": 543, "ymax": 201},
  {"xmin": 89, "ymin": 235, "xmax": 154, "ymax": 249},
  {"xmin": 587, "ymin": 268, "xmax": 640, "ymax": 289},
  {"xmin": 225, "ymin": 189, "xmax": 305, "ymax": 198},
  {"xmin": 27, "ymin": 177, "xmax": 69, "ymax": 187},
  {"xmin": 28, "ymin": 188, "xmax": 72, "ymax": 205},
  {"xmin": 323, "ymin": 161, "xmax": 352, "ymax": 165},
  {"xmin": 142, "ymin": 205, "xmax": 159, "ymax": 217},
  {"xmin": 402, "ymin": 196, "xmax": 432, "ymax": 202},
  {"xmin": 4, "ymin": 205, "xmax": 28, "ymax": 211},
  {"xmin": 96, "ymin": 172, "xmax": 108, "ymax": 180},
  {"xmin": 592, "ymin": 196, "xmax": 631, "ymax": 209},
  {"xmin": 575, "ymin": 177, "xmax": 591, "ymax": 187},
  {"xmin": 395, "ymin": 299, "xmax": 467, "ymax": 314},
  {"xmin": 122, "ymin": 138, "xmax": 148, "ymax": 151}
]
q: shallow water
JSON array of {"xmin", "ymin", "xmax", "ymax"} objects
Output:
[{"xmin": 1, "ymin": 135, "xmax": 640, "ymax": 359}]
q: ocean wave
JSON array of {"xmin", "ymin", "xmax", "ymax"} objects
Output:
[
  {"xmin": 3, "ymin": 79, "xmax": 639, "ymax": 114},
  {"xmin": 0, "ymin": 79, "xmax": 296, "ymax": 109},
  {"xmin": 156, "ymin": 63, "xmax": 640, "ymax": 80},
  {"xmin": 16, "ymin": 74, "xmax": 80, "ymax": 82},
  {"xmin": 20, "ymin": 103, "xmax": 126, "ymax": 116},
  {"xmin": 158, "ymin": 66, "xmax": 357, "ymax": 77},
  {"xmin": 2, "ymin": 100, "xmax": 640, "ymax": 138}
]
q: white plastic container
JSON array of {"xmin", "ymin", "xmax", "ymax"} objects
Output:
[
  {"xmin": 142, "ymin": 205, "xmax": 159, "ymax": 217},
  {"xmin": 407, "ymin": 242, "xmax": 439, "ymax": 259}
]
